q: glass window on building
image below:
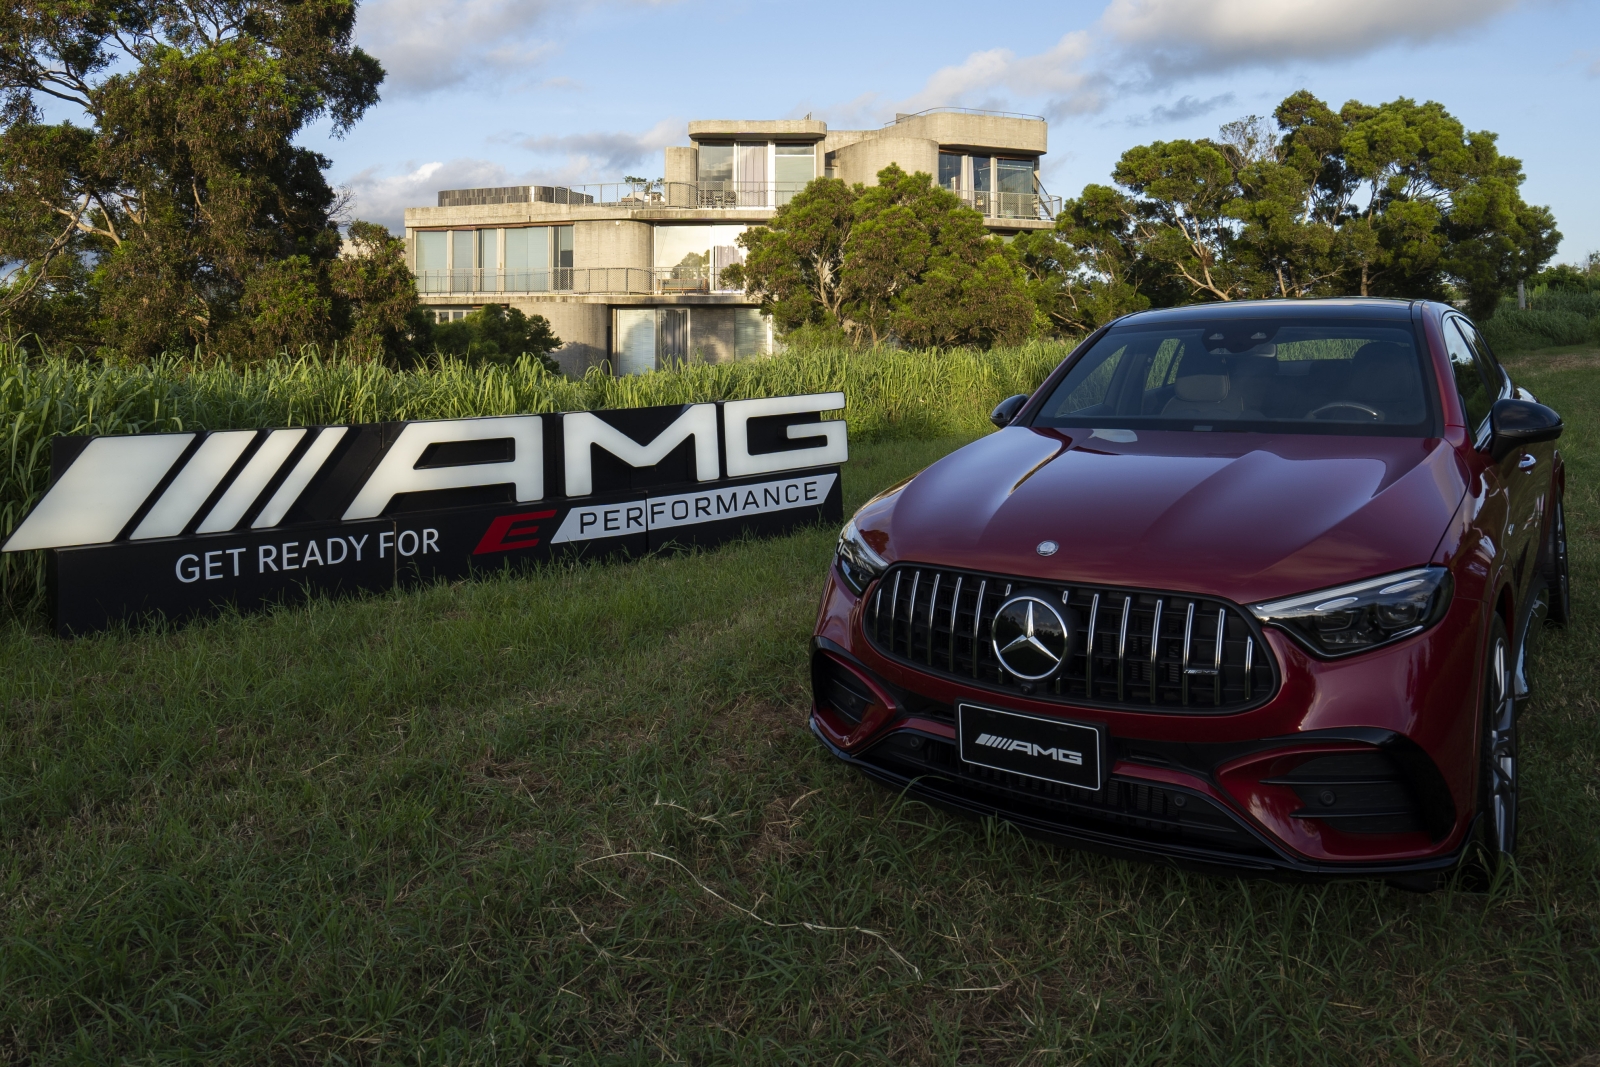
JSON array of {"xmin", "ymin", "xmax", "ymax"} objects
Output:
[
  {"xmin": 451, "ymin": 230, "xmax": 474, "ymax": 293},
  {"xmin": 735, "ymin": 308, "xmax": 771, "ymax": 359},
  {"xmin": 938, "ymin": 152, "xmax": 963, "ymax": 192},
  {"xmin": 612, "ymin": 308, "xmax": 704, "ymax": 375},
  {"xmin": 698, "ymin": 143, "xmax": 734, "ymax": 187},
  {"xmin": 614, "ymin": 308, "xmax": 658, "ymax": 376},
  {"xmin": 996, "ymin": 158, "xmax": 1034, "ymax": 194},
  {"xmin": 971, "ymin": 155, "xmax": 993, "ymax": 193},
  {"xmin": 504, "ymin": 226, "xmax": 551, "ymax": 292},
  {"xmin": 415, "ymin": 231, "xmax": 446, "ymax": 293},
  {"xmin": 654, "ymin": 224, "xmax": 748, "ymax": 292},
  {"xmin": 736, "ymin": 143, "xmax": 768, "ymax": 207},
  {"xmin": 774, "ymin": 143, "xmax": 815, "ymax": 205},
  {"xmin": 660, "ymin": 309, "xmax": 690, "ymax": 364},
  {"xmin": 996, "ymin": 158, "xmax": 1036, "ymax": 219},
  {"xmin": 556, "ymin": 225, "xmax": 573, "ymax": 268},
  {"xmin": 476, "ymin": 228, "xmax": 499, "ymax": 292}
]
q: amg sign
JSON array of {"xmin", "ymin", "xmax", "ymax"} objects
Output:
[{"xmin": 4, "ymin": 393, "xmax": 847, "ymax": 634}]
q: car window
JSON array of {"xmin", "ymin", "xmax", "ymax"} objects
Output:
[
  {"xmin": 1444, "ymin": 319, "xmax": 1494, "ymax": 432},
  {"xmin": 1455, "ymin": 318, "xmax": 1508, "ymax": 398},
  {"xmin": 1030, "ymin": 317, "xmax": 1436, "ymax": 436}
]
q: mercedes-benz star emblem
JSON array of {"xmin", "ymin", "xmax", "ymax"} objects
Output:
[
  {"xmin": 1037, "ymin": 540, "xmax": 1059, "ymax": 556},
  {"xmin": 991, "ymin": 594, "xmax": 1071, "ymax": 680}
]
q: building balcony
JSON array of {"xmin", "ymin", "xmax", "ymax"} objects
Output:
[
  {"xmin": 429, "ymin": 179, "xmax": 1062, "ymax": 223},
  {"xmin": 415, "ymin": 267, "xmax": 747, "ymax": 297}
]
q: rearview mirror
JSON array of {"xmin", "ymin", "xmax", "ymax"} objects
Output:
[
  {"xmin": 990, "ymin": 394, "xmax": 1029, "ymax": 429},
  {"xmin": 1487, "ymin": 397, "xmax": 1563, "ymax": 462}
]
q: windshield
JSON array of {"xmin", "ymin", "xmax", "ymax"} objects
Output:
[{"xmin": 1030, "ymin": 317, "xmax": 1438, "ymax": 436}]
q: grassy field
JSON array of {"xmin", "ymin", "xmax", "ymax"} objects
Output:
[{"xmin": 1, "ymin": 351, "xmax": 1598, "ymax": 1064}]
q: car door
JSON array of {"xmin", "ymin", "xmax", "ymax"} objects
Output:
[
  {"xmin": 1443, "ymin": 315, "xmax": 1539, "ymax": 618},
  {"xmin": 1462, "ymin": 318, "xmax": 1555, "ymax": 616}
]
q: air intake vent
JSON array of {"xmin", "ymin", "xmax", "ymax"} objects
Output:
[
  {"xmin": 1266, "ymin": 751, "xmax": 1425, "ymax": 835},
  {"xmin": 864, "ymin": 564, "xmax": 1276, "ymax": 713}
]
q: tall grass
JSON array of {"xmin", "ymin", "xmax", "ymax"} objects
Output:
[
  {"xmin": 1482, "ymin": 289, "xmax": 1600, "ymax": 354},
  {"xmin": 0, "ymin": 341, "xmax": 1069, "ymax": 611}
]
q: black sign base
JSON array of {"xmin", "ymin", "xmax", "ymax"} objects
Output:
[{"xmin": 51, "ymin": 468, "xmax": 842, "ymax": 635}]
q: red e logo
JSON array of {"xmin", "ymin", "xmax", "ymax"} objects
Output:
[{"xmin": 473, "ymin": 510, "xmax": 558, "ymax": 554}]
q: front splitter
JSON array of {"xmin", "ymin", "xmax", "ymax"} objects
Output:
[{"xmin": 811, "ymin": 714, "xmax": 1467, "ymax": 884}]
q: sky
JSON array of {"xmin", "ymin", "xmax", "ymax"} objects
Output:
[{"xmin": 310, "ymin": 0, "xmax": 1600, "ymax": 263}]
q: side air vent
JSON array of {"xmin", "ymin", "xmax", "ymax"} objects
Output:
[
  {"xmin": 1265, "ymin": 751, "xmax": 1425, "ymax": 835},
  {"xmin": 812, "ymin": 654, "xmax": 880, "ymax": 724}
]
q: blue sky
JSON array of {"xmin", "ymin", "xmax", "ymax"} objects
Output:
[{"xmin": 313, "ymin": 0, "xmax": 1600, "ymax": 264}]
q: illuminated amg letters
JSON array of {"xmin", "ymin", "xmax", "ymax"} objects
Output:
[
  {"xmin": 562, "ymin": 404, "xmax": 720, "ymax": 496},
  {"xmin": 343, "ymin": 416, "xmax": 544, "ymax": 520}
]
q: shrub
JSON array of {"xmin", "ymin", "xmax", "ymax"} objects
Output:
[
  {"xmin": 431, "ymin": 304, "xmax": 560, "ymax": 370},
  {"xmin": 1479, "ymin": 308, "xmax": 1600, "ymax": 354}
]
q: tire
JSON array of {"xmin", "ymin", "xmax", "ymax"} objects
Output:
[
  {"xmin": 1542, "ymin": 492, "xmax": 1571, "ymax": 626},
  {"xmin": 1465, "ymin": 616, "xmax": 1519, "ymax": 882}
]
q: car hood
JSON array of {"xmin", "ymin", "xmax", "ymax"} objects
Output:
[{"xmin": 873, "ymin": 426, "xmax": 1468, "ymax": 604}]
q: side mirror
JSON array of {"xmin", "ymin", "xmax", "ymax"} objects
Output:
[
  {"xmin": 990, "ymin": 393, "xmax": 1029, "ymax": 429},
  {"xmin": 1487, "ymin": 397, "xmax": 1563, "ymax": 462}
]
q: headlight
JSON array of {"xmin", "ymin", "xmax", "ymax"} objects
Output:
[
  {"xmin": 835, "ymin": 518, "xmax": 889, "ymax": 596},
  {"xmin": 1249, "ymin": 567, "xmax": 1453, "ymax": 658}
]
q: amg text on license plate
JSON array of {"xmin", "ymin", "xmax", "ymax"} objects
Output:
[{"xmin": 956, "ymin": 703, "xmax": 1103, "ymax": 791}]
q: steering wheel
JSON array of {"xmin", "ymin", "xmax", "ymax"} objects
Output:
[{"xmin": 1307, "ymin": 401, "xmax": 1384, "ymax": 422}]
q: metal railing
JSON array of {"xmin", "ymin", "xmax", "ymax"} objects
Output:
[
  {"xmin": 435, "ymin": 181, "xmax": 814, "ymax": 211},
  {"xmin": 951, "ymin": 188, "xmax": 1061, "ymax": 221},
  {"xmin": 886, "ymin": 106, "xmax": 1046, "ymax": 125},
  {"xmin": 430, "ymin": 179, "xmax": 1059, "ymax": 219},
  {"xmin": 570, "ymin": 180, "xmax": 1060, "ymax": 220},
  {"xmin": 415, "ymin": 267, "xmax": 746, "ymax": 296}
]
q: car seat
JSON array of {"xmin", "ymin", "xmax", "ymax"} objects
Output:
[
  {"xmin": 1161, "ymin": 353, "xmax": 1257, "ymax": 420},
  {"xmin": 1347, "ymin": 342, "xmax": 1423, "ymax": 422}
]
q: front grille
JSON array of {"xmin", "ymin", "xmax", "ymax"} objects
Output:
[
  {"xmin": 864, "ymin": 564, "xmax": 1276, "ymax": 713},
  {"xmin": 864, "ymin": 732, "xmax": 1271, "ymax": 856},
  {"xmin": 1266, "ymin": 752, "xmax": 1425, "ymax": 835}
]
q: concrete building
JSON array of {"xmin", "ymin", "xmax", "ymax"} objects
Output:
[{"xmin": 402, "ymin": 108, "xmax": 1059, "ymax": 376}]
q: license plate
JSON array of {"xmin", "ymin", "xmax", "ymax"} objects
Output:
[{"xmin": 957, "ymin": 703, "xmax": 1104, "ymax": 791}]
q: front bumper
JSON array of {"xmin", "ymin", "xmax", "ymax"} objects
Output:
[{"xmin": 811, "ymin": 710, "xmax": 1468, "ymax": 880}]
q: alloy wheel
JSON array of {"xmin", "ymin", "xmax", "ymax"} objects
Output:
[
  {"xmin": 1486, "ymin": 634, "xmax": 1519, "ymax": 856},
  {"xmin": 1549, "ymin": 497, "xmax": 1571, "ymax": 625}
]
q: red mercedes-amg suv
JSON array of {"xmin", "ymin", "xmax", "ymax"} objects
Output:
[{"xmin": 811, "ymin": 299, "xmax": 1567, "ymax": 884}]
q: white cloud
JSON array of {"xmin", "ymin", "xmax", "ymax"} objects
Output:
[
  {"xmin": 1124, "ymin": 92, "xmax": 1237, "ymax": 126},
  {"xmin": 897, "ymin": 32, "xmax": 1101, "ymax": 117},
  {"xmin": 342, "ymin": 158, "xmax": 519, "ymax": 229},
  {"xmin": 357, "ymin": 0, "xmax": 687, "ymax": 94},
  {"xmin": 891, "ymin": 0, "xmax": 1524, "ymax": 120},
  {"xmin": 516, "ymin": 118, "xmax": 682, "ymax": 176},
  {"xmin": 1100, "ymin": 0, "xmax": 1526, "ymax": 71},
  {"xmin": 356, "ymin": 0, "xmax": 559, "ymax": 93},
  {"xmin": 339, "ymin": 120, "xmax": 682, "ymax": 229}
]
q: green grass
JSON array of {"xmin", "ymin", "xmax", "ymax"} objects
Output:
[{"xmin": 2, "ymin": 353, "xmax": 1599, "ymax": 1064}]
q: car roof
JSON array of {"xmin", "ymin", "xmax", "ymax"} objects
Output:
[{"xmin": 1116, "ymin": 298, "xmax": 1420, "ymax": 327}]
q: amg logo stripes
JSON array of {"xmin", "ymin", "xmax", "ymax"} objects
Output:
[{"xmin": 973, "ymin": 732, "xmax": 1084, "ymax": 765}]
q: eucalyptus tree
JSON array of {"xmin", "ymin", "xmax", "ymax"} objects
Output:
[
  {"xmin": 728, "ymin": 164, "xmax": 1033, "ymax": 348},
  {"xmin": 0, "ymin": 1, "xmax": 392, "ymax": 357},
  {"xmin": 1045, "ymin": 91, "xmax": 1559, "ymax": 318}
]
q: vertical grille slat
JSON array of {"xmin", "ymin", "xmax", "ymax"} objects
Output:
[
  {"xmin": 947, "ymin": 575, "xmax": 963, "ymax": 673},
  {"xmin": 866, "ymin": 564, "xmax": 1274, "ymax": 713}
]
